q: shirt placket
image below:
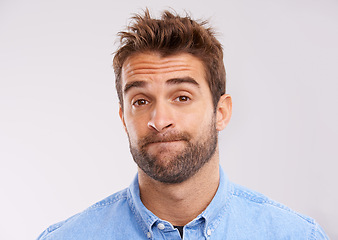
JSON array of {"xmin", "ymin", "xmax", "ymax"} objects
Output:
[{"xmin": 150, "ymin": 221, "xmax": 182, "ymax": 240}]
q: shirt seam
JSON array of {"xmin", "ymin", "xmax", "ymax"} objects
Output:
[
  {"xmin": 205, "ymin": 180, "xmax": 234, "ymax": 236},
  {"xmin": 232, "ymin": 188, "xmax": 316, "ymax": 226},
  {"xmin": 127, "ymin": 187, "xmax": 151, "ymax": 237},
  {"xmin": 43, "ymin": 191, "xmax": 129, "ymax": 238},
  {"xmin": 88, "ymin": 191, "xmax": 128, "ymax": 210},
  {"xmin": 309, "ymin": 221, "xmax": 322, "ymax": 240}
]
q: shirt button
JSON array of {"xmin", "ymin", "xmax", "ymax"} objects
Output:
[
  {"xmin": 157, "ymin": 223, "xmax": 165, "ymax": 230},
  {"xmin": 207, "ymin": 229, "xmax": 212, "ymax": 235},
  {"xmin": 146, "ymin": 232, "xmax": 152, "ymax": 238}
]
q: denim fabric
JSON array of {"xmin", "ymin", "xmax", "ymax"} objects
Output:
[{"xmin": 37, "ymin": 166, "xmax": 329, "ymax": 239}]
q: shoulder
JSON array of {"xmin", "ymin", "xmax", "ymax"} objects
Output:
[
  {"xmin": 37, "ymin": 188, "xmax": 131, "ymax": 240},
  {"xmin": 226, "ymin": 182, "xmax": 328, "ymax": 239},
  {"xmin": 231, "ymin": 183, "xmax": 311, "ymax": 220}
]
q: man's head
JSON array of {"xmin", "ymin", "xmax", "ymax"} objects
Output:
[
  {"xmin": 113, "ymin": 9, "xmax": 226, "ymax": 111},
  {"xmin": 114, "ymin": 10, "xmax": 231, "ymax": 184}
]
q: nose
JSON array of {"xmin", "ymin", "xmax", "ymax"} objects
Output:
[{"xmin": 147, "ymin": 101, "xmax": 174, "ymax": 132}]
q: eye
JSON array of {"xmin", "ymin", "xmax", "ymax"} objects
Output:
[
  {"xmin": 133, "ymin": 99, "xmax": 149, "ymax": 106},
  {"xmin": 174, "ymin": 96, "xmax": 191, "ymax": 102}
]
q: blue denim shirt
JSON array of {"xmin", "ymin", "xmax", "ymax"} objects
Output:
[{"xmin": 37, "ymin": 167, "xmax": 329, "ymax": 239}]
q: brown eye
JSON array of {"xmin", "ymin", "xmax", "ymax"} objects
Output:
[
  {"xmin": 175, "ymin": 96, "xmax": 190, "ymax": 102},
  {"xmin": 133, "ymin": 99, "xmax": 149, "ymax": 106}
]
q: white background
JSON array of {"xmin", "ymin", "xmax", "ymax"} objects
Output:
[{"xmin": 0, "ymin": 0, "xmax": 337, "ymax": 239}]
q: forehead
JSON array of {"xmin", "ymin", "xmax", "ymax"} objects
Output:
[{"xmin": 121, "ymin": 52, "xmax": 207, "ymax": 84}]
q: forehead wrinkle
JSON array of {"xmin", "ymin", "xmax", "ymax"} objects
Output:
[
  {"xmin": 126, "ymin": 55, "xmax": 189, "ymax": 67},
  {"xmin": 123, "ymin": 57, "xmax": 196, "ymax": 77},
  {"xmin": 126, "ymin": 67, "xmax": 193, "ymax": 76},
  {"xmin": 124, "ymin": 58, "xmax": 192, "ymax": 69},
  {"xmin": 121, "ymin": 53, "xmax": 207, "ymax": 95}
]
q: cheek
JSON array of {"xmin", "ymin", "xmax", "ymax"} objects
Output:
[
  {"xmin": 181, "ymin": 104, "xmax": 214, "ymax": 128},
  {"xmin": 124, "ymin": 115, "xmax": 148, "ymax": 140}
]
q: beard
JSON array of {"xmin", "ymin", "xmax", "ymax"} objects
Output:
[{"xmin": 128, "ymin": 118, "xmax": 218, "ymax": 184}]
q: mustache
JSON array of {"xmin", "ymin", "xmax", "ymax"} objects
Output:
[{"xmin": 139, "ymin": 132, "xmax": 191, "ymax": 147}]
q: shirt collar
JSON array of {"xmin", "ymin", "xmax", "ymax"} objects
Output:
[
  {"xmin": 199, "ymin": 165, "xmax": 232, "ymax": 232},
  {"xmin": 127, "ymin": 174, "xmax": 158, "ymax": 235},
  {"xmin": 127, "ymin": 165, "xmax": 231, "ymax": 235}
]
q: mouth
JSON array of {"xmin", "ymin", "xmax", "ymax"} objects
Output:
[
  {"xmin": 140, "ymin": 132, "xmax": 191, "ymax": 149},
  {"xmin": 144, "ymin": 140, "xmax": 187, "ymax": 150},
  {"xmin": 146, "ymin": 139, "xmax": 184, "ymax": 145}
]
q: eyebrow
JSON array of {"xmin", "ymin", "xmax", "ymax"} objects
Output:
[
  {"xmin": 166, "ymin": 77, "xmax": 200, "ymax": 87},
  {"xmin": 123, "ymin": 77, "xmax": 200, "ymax": 95},
  {"xmin": 124, "ymin": 81, "xmax": 147, "ymax": 94}
]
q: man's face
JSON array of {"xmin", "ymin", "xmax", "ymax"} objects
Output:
[{"xmin": 119, "ymin": 52, "xmax": 219, "ymax": 183}]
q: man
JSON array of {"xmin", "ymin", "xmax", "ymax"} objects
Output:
[{"xmin": 37, "ymin": 9, "xmax": 328, "ymax": 239}]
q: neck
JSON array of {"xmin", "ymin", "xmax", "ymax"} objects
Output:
[{"xmin": 138, "ymin": 154, "xmax": 220, "ymax": 226}]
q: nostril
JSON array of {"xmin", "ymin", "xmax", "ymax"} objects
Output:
[
  {"xmin": 148, "ymin": 122, "xmax": 159, "ymax": 132},
  {"xmin": 163, "ymin": 123, "xmax": 173, "ymax": 130},
  {"xmin": 148, "ymin": 121, "xmax": 174, "ymax": 133},
  {"xmin": 147, "ymin": 106, "xmax": 174, "ymax": 132}
]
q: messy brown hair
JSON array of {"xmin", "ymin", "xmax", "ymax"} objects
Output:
[{"xmin": 113, "ymin": 9, "xmax": 226, "ymax": 110}]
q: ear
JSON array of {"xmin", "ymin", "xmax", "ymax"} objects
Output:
[
  {"xmin": 215, "ymin": 94, "xmax": 232, "ymax": 131},
  {"xmin": 119, "ymin": 104, "xmax": 127, "ymax": 133}
]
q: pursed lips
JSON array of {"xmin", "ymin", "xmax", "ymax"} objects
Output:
[
  {"xmin": 144, "ymin": 139, "xmax": 187, "ymax": 148},
  {"xmin": 140, "ymin": 132, "xmax": 191, "ymax": 149},
  {"xmin": 146, "ymin": 139, "xmax": 184, "ymax": 145}
]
